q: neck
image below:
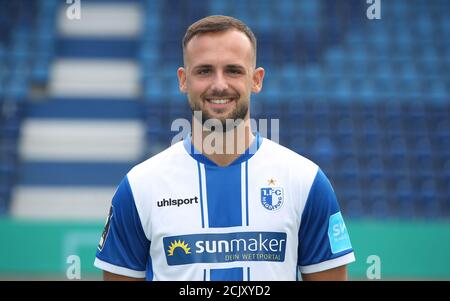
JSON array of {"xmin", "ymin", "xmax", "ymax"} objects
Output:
[{"xmin": 191, "ymin": 118, "xmax": 255, "ymax": 167}]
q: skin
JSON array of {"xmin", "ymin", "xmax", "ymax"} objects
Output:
[
  {"xmin": 104, "ymin": 29, "xmax": 348, "ymax": 281},
  {"xmin": 104, "ymin": 271, "xmax": 145, "ymax": 281},
  {"xmin": 104, "ymin": 265, "xmax": 348, "ymax": 281},
  {"xmin": 301, "ymin": 265, "xmax": 348, "ymax": 281}
]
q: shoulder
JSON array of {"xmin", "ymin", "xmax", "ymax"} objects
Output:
[
  {"xmin": 120, "ymin": 141, "xmax": 190, "ymax": 235},
  {"xmin": 258, "ymin": 137, "xmax": 319, "ymax": 175},
  {"xmin": 127, "ymin": 140, "xmax": 188, "ymax": 181},
  {"xmin": 256, "ymin": 138, "xmax": 321, "ymax": 203},
  {"xmin": 137, "ymin": 140, "xmax": 187, "ymax": 165}
]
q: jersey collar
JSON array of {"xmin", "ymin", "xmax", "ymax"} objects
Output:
[{"xmin": 183, "ymin": 132, "xmax": 263, "ymax": 167}]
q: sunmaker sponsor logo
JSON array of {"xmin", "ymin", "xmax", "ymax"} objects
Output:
[
  {"xmin": 157, "ymin": 196, "xmax": 199, "ymax": 208},
  {"xmin": 163, "ymin": 232, "xmax": 287, "ymax": 266}
]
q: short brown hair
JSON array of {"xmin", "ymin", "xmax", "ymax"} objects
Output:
[{"xmin": 182, "ymin": 15, "xmax": 257, "ymax": 62}]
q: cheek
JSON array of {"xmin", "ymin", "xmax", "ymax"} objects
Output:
[
  {"xmin": 229, "ymin": 78, "xmax": 251, "ymax": 92},
  {"xmin": 241, "ymin": 76, "xmax": 254, "ymax": 91},
  {"xmin": 242, "ymin": 82, "xmax": 254, "ymax": 95},
  {"xmin": 187, "ymin": 79, "xmax": 209, "ymax": 96}
]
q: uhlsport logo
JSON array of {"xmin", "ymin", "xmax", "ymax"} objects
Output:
[
  {"xmin": 261, "ymin": 187, "xmax": 284, "ymax": 211},
  {"xmin": 163, "ymin": 232, "xmax": 287, "ymax": 266},
  {"xmin": 157, "ymin": 196, "xmax": 199, "ymax": 208}
]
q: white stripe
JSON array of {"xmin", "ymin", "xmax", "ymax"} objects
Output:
[
  {"xmin": 11, "ymin": 186, "xmax": 115, "ymax": 220},
  {"xmin": 204, "ymin": 269, "xmax": 210, "ymax": 281},
  {"xmin": 241, "ymin": 163, "xmax": 247, "ymax": 226},
  {"xmin": 49, "ymin": 59, "xmax": 139, "ymax": 98},
  {"xmin": 199, "ymin": 163, "xmax": 209, "ymax": 228},
  {"xmin": 20, "ymin": 119, "xmax": 145, "ymax": 161},
  {"xmin": 299, "ymin": 252, "xmax": 356, "ymax": 274},
  {"xmin": 58, "ymin": 4, "xmax": 142, "ymax": 37},
  {"xmin": 94, "ymin": 258, "xmax": 146, "ymax": 278}
]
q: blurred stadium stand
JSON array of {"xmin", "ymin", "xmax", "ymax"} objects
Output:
[
  {"xmin": 140, "ymin": 0, "xmax": 450, "ymax": 220},
  {"xmin": 0, "ymin": 0, "xmax": 449, "ymax": 223},
  {"xmin": 1, "ymin": 0, "xmax": 146, "ymax": 219}
]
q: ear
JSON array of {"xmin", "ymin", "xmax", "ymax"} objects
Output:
[
  {"xmin": 178, "ymin": 67, "xmax": 187, "ymax": 93},
  {"xmin": 251, "ymin": 67, "xmax": 265, "ymax": 93}
]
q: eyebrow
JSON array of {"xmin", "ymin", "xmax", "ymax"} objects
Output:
[
  {"xmin": 226, "ymin": 64, "xmax": 246, "ymax": 71},
  {"xmin": 192, "ymin": 64, "xmax": 213, "ymax": 71},
  {"xmin": 192, "ymin": 64, "xmax": 246, "ymax": 70}
]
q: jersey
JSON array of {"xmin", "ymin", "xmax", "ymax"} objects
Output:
[{"xmin": 94, "ymin": 133, "xmax": 355, "ymax": 280}]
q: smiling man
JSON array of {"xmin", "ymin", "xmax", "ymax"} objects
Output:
[
  {"xmin": 94, "ymin": 15, "xmax": 355, "ymax": 281},
  {"xmin": 179, "ymin": 19, "xmax": 264, "ymax": 165}
]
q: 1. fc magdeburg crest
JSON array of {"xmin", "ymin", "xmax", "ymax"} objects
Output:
[{"xmin": 261, "ymin": 187, "xmax": 284, "ymax": 211}]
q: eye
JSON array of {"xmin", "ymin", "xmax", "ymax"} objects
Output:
[
  {"xmin": 228, "ymin": 68, "xmax": 243, "ymax": 75},
  {"xmin": 196, "ymin": 69, "xmax": 211, "ymax": 75}
]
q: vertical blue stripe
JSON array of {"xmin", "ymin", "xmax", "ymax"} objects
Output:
[
  {"xmin": 203, "ymin": 269, "xmax": 207, "ymax": 281},
  {"xmin": 247, "ymin": 267, "xmax": 250, "ymax": 281},
  {"xmin": 204, "ymin": 164, "xmax": 242, "ymax": 228},
  {"xmin": 205, "ymin": 162, "xmax": 243, "ymax": 279},
  {"xmin": 245, "ymin": 161, "xmax": 249, "ymax": 226},
  {"xmin": 197, "ymin": 162, "xmax": 205, "ymax": 228},
  {"xmin": 210, "ymin": 267, "xmax": 243, "ymax": 281}
]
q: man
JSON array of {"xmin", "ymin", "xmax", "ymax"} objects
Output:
[{"xmin": 94, "ymin": 15, "xmax": 355, "ymax": 281}]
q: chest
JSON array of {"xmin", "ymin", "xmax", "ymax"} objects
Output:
[
  {"xmin": 147, "ymin": 163, "xmax": 302, "ymax": 239},
  {"xmin": 143, "ymin": 162, "xmax": 304, "ymax": 269}
]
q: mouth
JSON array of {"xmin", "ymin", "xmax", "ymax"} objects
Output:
[{"xmin": 204, "ymin": 97, "xmax": 235, "ymax": 110}]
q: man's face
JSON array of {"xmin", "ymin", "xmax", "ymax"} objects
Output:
[{"xmin": 178, "ymin": 29, "xmax": 264, "ymax": 130}]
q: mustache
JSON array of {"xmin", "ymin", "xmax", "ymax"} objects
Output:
[{"xmin": 202, "ymin": 91, "xmax": 239, "ymax": 99}]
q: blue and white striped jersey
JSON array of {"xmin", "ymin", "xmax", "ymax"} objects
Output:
[{"xmin": 94, "ymin": 133, "xmax": 355, "ymax": 280}]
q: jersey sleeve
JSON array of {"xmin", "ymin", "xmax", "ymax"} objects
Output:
[
  {"xmin": 298, "ymin": 168, "xmax": 355, "ymax": 274},
  {"xmin": 94, "ymin": 175, "xmax": 151, "ymax": 278}
]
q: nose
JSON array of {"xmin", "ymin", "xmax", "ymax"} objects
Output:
[{"xmin": 210, "ymin": 72, "xmax": 229, "ymax": 92}]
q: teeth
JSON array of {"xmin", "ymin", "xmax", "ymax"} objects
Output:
[{"xmin": 209, "ymin": 99, "xmax": 231, "ymax": 104}]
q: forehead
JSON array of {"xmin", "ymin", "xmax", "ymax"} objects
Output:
[{"xmin": 184, "ymin": 29, "xmax": 254, "ymax": 67}]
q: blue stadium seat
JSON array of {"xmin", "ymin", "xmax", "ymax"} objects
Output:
[
  {"xmin": 312, "ymin": 136, "xmax": 335, "ymax": 164},
  {"xmin": 430, "ymin": 82, "xmax": 447, "ymax": 103},
  {"xmin": 418, "ymin": 179, "xmax": 441, "ymax": 218},
  {"xmin": 324, "ymin": 47, "xmax": 345, "ymax": 75},
  {"xmin": 344, "ymin": 197, "xmax": 365, "ymax": 218},
  {"xmin": 144, "ymin": 78, "xmax": 164, "ymax": 101},
  {"xmin": 5, "ymin": 78, "xmax": 27, "ymax": 101},
  {"xmin": 31, "ymin": 59, "xmax": 50, "ymax": 84},
  {"xmin": 393, "ymin": 178, "xmax": 417, "ymax": 218},
  {"xmin": 334, "ymin": 80, "xmax": 352, "ymax": 102}
]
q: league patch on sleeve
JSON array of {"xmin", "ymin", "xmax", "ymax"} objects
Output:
[
  {"xmin": 98, "ymin": 206, "xmax": 113, "ymax": 251},
  {"xmin": 327, "ymin": 212, "xmax": 352, "ymax": 254}
]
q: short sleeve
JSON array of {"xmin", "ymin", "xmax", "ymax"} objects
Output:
[
  {"xmin": 94, "ymin": 176, "xmax": 151, "ymax": 278},
  {"xmin": 298, "ymin": 168, "xmax": 355, "ymax": 274}
]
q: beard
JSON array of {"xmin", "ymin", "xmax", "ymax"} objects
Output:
[{"xmin": 189, "ymin": 96, "xmax": 249, "ymax": 132}]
